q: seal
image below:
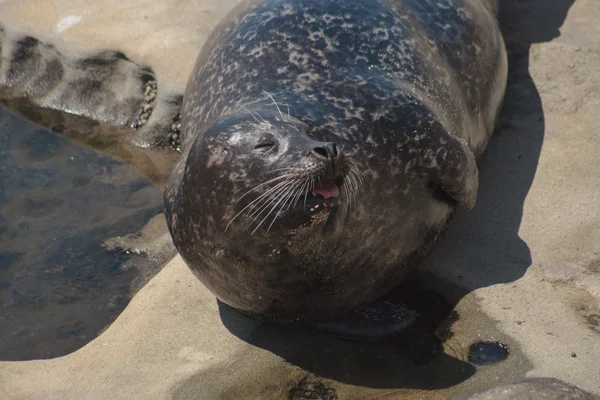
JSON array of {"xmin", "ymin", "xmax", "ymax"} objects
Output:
[
  {"xmin": 164, "ymin": 0, "xmax": 508, "ymax": 339},
  {"xmin": 0, "ymin": 23, "xmax": 182, "ymax": 185}
]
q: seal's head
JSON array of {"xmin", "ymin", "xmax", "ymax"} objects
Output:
[
  {"xmin": 164, "ymin": 105, "xmax": 380, "ymax": 320},
  {"xmin": 181, "ymin": 108, "xmax": 362, "ymax": 236}
]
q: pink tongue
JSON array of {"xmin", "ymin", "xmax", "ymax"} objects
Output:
[{"xmin": 312, "ymin": 182, "xmax": 340, "ymax": 199}]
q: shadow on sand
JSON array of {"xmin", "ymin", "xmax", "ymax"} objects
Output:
[{"xmin": 215, "ymin": 0, "xmax": 575, "ymax": 391}]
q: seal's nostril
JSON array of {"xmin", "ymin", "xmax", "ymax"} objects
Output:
[
  {"xmin": 312, "ymin": 142, "xmax": 338, "ymax": 159},
  {"xmin": 313, "ymin": 146, "xmax": 329, "ymax": 159},
  {"xmin": 329, "ymin": 143, "xmax": 338, "ymax": 157}
]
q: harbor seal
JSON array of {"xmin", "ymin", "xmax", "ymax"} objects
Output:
[
  {"xmin": 0, "ymin": 24, "xmax": 182, "ymax": 186},
  {"xmin": 165, "ymin": 0, "xmax": 508, "ymax": 339}
]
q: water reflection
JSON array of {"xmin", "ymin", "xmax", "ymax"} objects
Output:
[{"xmin": 0, "ymin": 107, "xmax": 164, "ymax": 360}]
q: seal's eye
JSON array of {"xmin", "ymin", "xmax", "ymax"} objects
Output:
[{"xmin": 253, "ymin": 140, "xmax": 275, "ymax": 152}]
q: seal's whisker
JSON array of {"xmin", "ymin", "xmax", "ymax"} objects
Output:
[
  {"xmin": 291, "ymin": 179, "xmax": 309, "ymax": 211},
  {"xmin": 247, "ymin": 181, "xmax": 294, "ymax": 219},
  {"xmin": 247, "ymin": 175, "xmax": 305, "ymax": 219},
  {"xmin": 268, "ymin": 167, "xmax": 303, "ymax": 174},
  {"xmin": 303, "ymin": 177, "xmax": 313, "ymax": 208},
  {"xmin": 342, "ymin": 177, "xmax": 353, "ymax": 210},
  {"xmin": 228, "ymin": 192, "xmax": 283, "ymax": 231},
  {"xmin": 252, "ymin": 181, "xmax": 299, "ymax": 234},
  {"xmin": 254, "ymin": 110, "xmax": 266, "ymax": 122},
  {"xmin": 248, "ymin": 180, "xmax": 298, "ymax": 222},
  {"xmin": 278, "ymin": 101, "xmax": 291, "ymax": 121},
  {"xmin": 267, "ymin": 178, "xmax": 305, "ymax": 229},
  {"xmin": 272, "ymin": 182, "xmax": 305, "ymax": 230},
  {"xmin": 337, "ymin": 157, "xmax": 364, "ymax": 212},
  {"xmin": 347, "ymin": 172, "xmax": 359, "ymax": 208},
  {"xmin": 352, "ymin": 174, "xmax": 360, "ymax": 201},
  {"xmin": 296, "ymin": 180, "xmax": 310, "ymax": 208},
  {"xmin": 239, "ymin": 181, "xmax": 290, "ymax": 215},
  {"xmin": 262, "ymin": 90, "xmax": 285, "ymax": 121},
  {"xmin": 265, "ymin": 181, "xmax": 302, "ymax": 233},
  {"xmin": 229, "ymin": 153, "xmax": 363, "ymax": 233},
  {"xmin": 226, "ymin": 179, "xmax": 293, "ymax": 231},
  {"xmin": 351, "ymin": 167, "xmax": 364, "ymax": 198},
  {"xmin": 234, "ymin": 173, "xmax": 294, "ymax": 205},
  {"xmin": 245, "ymin": 189, "xmax": 291, "ymax": 232},
  {"xmin": 351, "ymin": 159, "xmax": 366, "ymax": 181},
  {"xmin": 283, "ymin": 181, "xmax": 305, "ymax": 213},
  {"xmin": 243, "ymin": 105, "xmax": 261, "ymax": 124},
  {"xmin": 240, "ymin": 188, "xmax": 288, "ymax": 217}
]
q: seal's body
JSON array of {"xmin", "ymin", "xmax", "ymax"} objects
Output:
[{"xmin": 165, "ymin": 0, "xmax": 507, "ymax": 330}]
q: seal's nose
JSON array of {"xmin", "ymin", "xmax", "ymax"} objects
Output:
[
  {"xmin": 311, "ymin": 142, "xmax": 338, "ymax": 160},
  {"xmin": 311, "ymin": 142, "xmax": 341, "ymax": 179}
]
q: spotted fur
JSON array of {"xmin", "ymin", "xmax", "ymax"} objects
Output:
[{"xmin": 165, "ymin": 0, "xmax": 507, "ymax": 322}]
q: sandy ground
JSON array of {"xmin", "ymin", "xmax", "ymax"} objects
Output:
[{"xmin": 1, "ymin": 0, "xmax": 599, "ymax": 399}]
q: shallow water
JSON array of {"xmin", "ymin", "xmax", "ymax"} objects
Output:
[{"xmin": 0, "ymin": 107, "xmax": 164, "ymax": 360}]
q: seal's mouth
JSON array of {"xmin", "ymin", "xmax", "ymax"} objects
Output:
[
  {"xmin": 274, "ymin": 178, "xmax": 343, "ymax": 231},
  {"xmin": 283, "ymin": 177, "xmax": 344, "ymax": 218},
  {"xmin": 226, "ymin": 159, "xmax": 362, "ymax": 234},
  {"xmin": 301, "ymin": 177, "xmax": 344, "ymax": 205},
  {"xmin": 311, "ymin": 179, "xmax": 343, "ymax": 200}
]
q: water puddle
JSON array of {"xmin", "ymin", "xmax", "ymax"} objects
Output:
[
  {"xmin": 0, "ymin": 107, "xmax": 167, "ymax": 360},
  {"xmin": 469, "ymin": 341, "xmax": 510, "ymax": 366}
]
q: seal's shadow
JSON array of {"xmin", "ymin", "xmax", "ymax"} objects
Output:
[
  {"xmin": 422, "ymin": 0, "xmax": 575, "ymax": 292},
  {"xmin": 217, "ymin": 0, "xmax": 574, "ymax": 390}
]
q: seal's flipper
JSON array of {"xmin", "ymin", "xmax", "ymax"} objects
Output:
[
  {"xmin": 310, "ymin": 301, "xmax": 418, "ymax": 341},
  {"xmin": 430, "ymin": 131, "xmax": 479, "ymax": 210}
]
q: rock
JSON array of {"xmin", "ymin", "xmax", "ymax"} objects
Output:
[{"xmin": 468, "ymin": 378, "xmax": 600, "ymax": 400}]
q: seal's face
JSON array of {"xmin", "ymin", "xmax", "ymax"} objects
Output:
[{"xmin": 189, "ymin": 110, "xmax": 362, "ymax": 235}]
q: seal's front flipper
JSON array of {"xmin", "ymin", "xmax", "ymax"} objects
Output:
[
  {"xmin": 310, "ymin": 301, "xmax": 418, "ymax": 341},
  {"xmin": 429, "ymin": 126, "xmax": 479, "ymax": 210}
]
